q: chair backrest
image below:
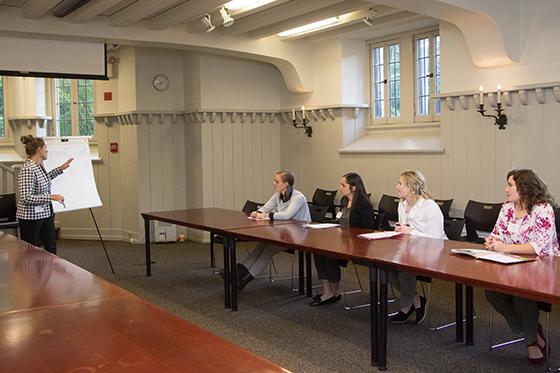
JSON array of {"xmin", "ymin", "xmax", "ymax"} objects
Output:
[
  {"xmin": 0, "ymin": 193, "xmax": 16, "ymax": 223},
  {"xmin": 373, "ymin": 210, "xmax": 386, "ymax": 230},
  {"xmin": 241, "ymin": 200, "xmax": 263, "ymax": 214},
  {"xmin": 444, "ymin": 217, "xmax": 465, "ymax": 241},
  {"xmin": 377, "ymin": 194, "xmax": 400, "ymax": 223},
  {"xmin": 308, "ymin": 203, "xmax": 329, "ymax": 223},
  {"xmin": 463, "ymin": 200, "xmax": 502, "ymax": 241},
  {"xmin": 434, "ymin": 198, "xmax": 453, "ymax": 219},
  {"xmin": 312, "ymin": 188, "xmax": 337, "ymax": 207}
]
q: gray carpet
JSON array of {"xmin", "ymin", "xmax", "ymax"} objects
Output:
[{"xmin": 58, "ymin": 239, "xmax": 557, "ymax": 372}]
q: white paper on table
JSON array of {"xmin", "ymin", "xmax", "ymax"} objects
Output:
[
  {"xmin": 302, "ymin": 223, "xmax": 340, "ymax": 229},
  {"xmin": 358, "ymin": 231, "xmax": 403, "ymax": 240},
  {"xmin": 247, "ymin": 216, "xmax": 270, "ymax": 221},
  {"xmin": 451, "ymin": 248, "xmax": 534, "ymax": 264}
]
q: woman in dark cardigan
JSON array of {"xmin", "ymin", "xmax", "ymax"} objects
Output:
[{"xmin": 310, "ymin": 172, "xmax": 375, "ymax": 306}]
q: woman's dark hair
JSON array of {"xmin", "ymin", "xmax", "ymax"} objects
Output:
[
  {"xmin": 343, "ymin": 172, "xmax": 372, "ymax": 207},
  {"xmin": 507, "ymin": 169, "xmax": 555, "ymax": 213},
  {"xmin": 20, "ymin": 135, "xmax": 45, "ymax": 157}
]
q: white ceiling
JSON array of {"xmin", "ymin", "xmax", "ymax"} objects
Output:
[{"xmin": 0, "ymin": 0, "xmax": 436, "ymax": 41}]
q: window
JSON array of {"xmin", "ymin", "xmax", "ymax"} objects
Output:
[
  {"xmin": 0, "ymin": 76, "xmax": 4, "ymax": 137},
  {"xmin": 371, "ymin": 40, "xmax": 400, "ymax": 122},
  {"xmin": 53, "ymin": 79, "xmax": 94, "ymax": 136},
  {"xmin": 415, "ymin": 31, "xmax": 440, "ymax": 121}
]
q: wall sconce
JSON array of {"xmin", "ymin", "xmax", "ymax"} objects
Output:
[
  {"xmin": 220, "ymin": 7, "xmax": 235, "ymax": 27},
  {"xmin": 477, "ymin": 85, "xmax": 508, "ymax": 130},
  {"xmin": 201, "ymin": 14, "xmax": 215, "ymax": 32},
  {"xmin": 292, "ymin": 106, "xmax": 312, "ymax": 137}
]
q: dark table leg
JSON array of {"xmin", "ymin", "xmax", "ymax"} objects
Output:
[
  {"xmin": 144, "ymin": 218, "xmax": 151, "ymax": 277},
  {"xmin": 370, "ymin": 266, "xmax": 378, "ymax": 367},
  {"xmin": 455, "ymin": 283, "xmax": 464, "ymax": 342},
  {"xmin": 298, "ymin": 251, "xmax": 304, "ymax": 295},
  {"xmin": 230, "ymin": 237, "xmax": 238, "ymax": 312},
  {"xmin": 466, "ymin": 285, "xmax": 474, "ymax": 345},
  {"xmin": 223, "ymin": 236, "xmax": 231, "ymax": 309},
  {"xmin": 210, "ymin": 233, "xmax": 215, "ymax": 268},
  {"xmin": 378, "ymin": 268, "xmax": 388, "ymax": 371},
  {"xmin": 306, "ymin": 252, "xmax": 312, "ymax": 297}
]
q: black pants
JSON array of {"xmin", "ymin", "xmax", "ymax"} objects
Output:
[
  {"xmin": 314, "ymin": 254, "xmax": 343, "ymax": 283},
  {"xmin": 18, "ymin": 215, "xmax": 57, "ymax": 255}
]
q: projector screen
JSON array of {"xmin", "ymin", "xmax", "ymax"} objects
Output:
[{"xmin": 0, "ymin": 36, "xmax": 107, "ymax": 79}]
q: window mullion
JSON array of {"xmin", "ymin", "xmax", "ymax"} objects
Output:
[
  {"xmin": 383, "ymin": 43, "xmax": 390, "ymax": 123},
  {"xmin": 71, "ymin": 81, "xmax": 78, "ymax": 136}
]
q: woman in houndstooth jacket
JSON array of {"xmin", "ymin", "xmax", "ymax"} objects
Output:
[{"xmin": 17, "ymin": 135, "xmax": 73, "ymax": 255}]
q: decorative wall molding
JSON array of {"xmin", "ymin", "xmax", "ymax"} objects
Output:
[
  {"xmin": 93, "ymin": 105, "xmax": 369, "ymax": 126},
  {"xmin": 8, "ymin": 115, "xmax": 52, "ymax": 129},
  {"xmin": 437, "ymin": 81, "xmax": 560, "ymax": 110}
]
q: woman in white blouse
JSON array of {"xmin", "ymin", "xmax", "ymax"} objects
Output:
[{"xmin": 389, "ymin": 170, "xmax": 445, "ymax": 324}]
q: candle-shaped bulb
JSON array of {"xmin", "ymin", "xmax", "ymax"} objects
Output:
[
  {"xmin": 478, "ymin": 85, "xmax": 484, "ymax": 106},
  {"xmin": 292, "ymin": 108, "xmax": 295, "ymax": 120},
  {"xmin": 496, "ymin": 84, "xmax": 502, "ymax": 104},
  {"xmin": 301, "ymin": 106, "xmax": 305, "ymax": 119}
]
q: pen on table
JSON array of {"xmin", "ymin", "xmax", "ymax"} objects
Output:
[{"xmin": 60, "ymin": 201, "xmax": 66, "ymax": 208}]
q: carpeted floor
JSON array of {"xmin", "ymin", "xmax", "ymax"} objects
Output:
[{"xmin": 58, "ymin": 239, "xmax": 557, "ymax": 372}]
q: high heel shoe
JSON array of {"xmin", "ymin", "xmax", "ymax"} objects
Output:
[
  {"xmin": 528, "ymin": 339, "xmax": 546, "ymax": 366},
  {"xmin": 537, "ymin": 323, "xmax": 550, "ymax": 359}
]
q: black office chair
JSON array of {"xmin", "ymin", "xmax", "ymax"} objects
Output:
[
  {"xmin": 462, "ymin": 200, "xmax": 502, "ymax": 243},
  {"xmin": 0, "ymin": 193, "xmax": 18, "ymax": 236},
  {"xmin": 444, "ymin": 217, "xmax": 465, "ymax": 241},
  {"xmin": 209, "ymin": 200, "xmax": 263, "ymax": 267},
  {"xmin": 434, "ymin": 198, "xmax": 453, "ymax": 219},
  {"xmin": 308, "ymin": 204, "xmax": 329, "ymax": 223},
  {"xmin": 378, "ymin": 194, "xmax": 400, "ymax": 230},
  {"xmin": 311, "ymin": 188, "xmax": 337, "ymax": 219}
]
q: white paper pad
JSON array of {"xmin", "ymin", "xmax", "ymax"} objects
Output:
[
  {"xmin": 302, "ymin": 223, "xmax": 340, "ymax": 229},
  {"xmin": 358, "ymin": 231, "xmax": 403, "ymax": 240}
]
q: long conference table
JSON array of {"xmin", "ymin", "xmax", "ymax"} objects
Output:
[
  {"xmin": 142, "ymin": 208, "xmax": 560, "ymax": 371},
  {"xmin": 0, "ymin": 231, "xmax": 289, "ymax": 372}
]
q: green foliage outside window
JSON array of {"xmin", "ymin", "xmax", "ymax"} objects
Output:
[{"xmin": 0, "ymin": 77, "xmax": 4, "ymax": 137}]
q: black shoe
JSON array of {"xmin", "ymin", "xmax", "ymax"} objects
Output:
[
  {"xmin": 312, "ymin": 293, "xmax": 323, "ymax": 302},
  {"xmin": 236, "ymin": 263, "xmax": 254, "ymax": 291},
  {"xmin": 415, "ymin": 296, "xmax": 428, "ymax": 325},
  {"xmin": 389, "ymin": 305, "xmax": 415, "ymax": 323},
  {"xmin": 309, "ymin": 295, "xmax": 339, "ymax": 306}
]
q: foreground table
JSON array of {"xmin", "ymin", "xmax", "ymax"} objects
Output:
[{"xmin": 0, "ymin": 232, "xmax": 290, "ymax": 373}]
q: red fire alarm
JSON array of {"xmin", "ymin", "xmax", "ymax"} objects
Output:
[
  {"xmin": 110, "ymin": 142, "xmax": 118, "ymax": 153},
  {"xmin": 104, "ymin": 92, "xmax": 113, "ymax": 101}
]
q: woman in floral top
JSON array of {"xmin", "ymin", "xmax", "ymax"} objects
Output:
[{"xmin": 485, "ymin": 169, "xmax": 558, "ymax": 365}]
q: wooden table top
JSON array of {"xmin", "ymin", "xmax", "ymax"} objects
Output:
[
  {"xmin": 0, "ymin": 233, "xmax": 129, "ymax": 314},
  {"xmin": 0, "ymin": 232, "xmax": 290, "ymax": 373},
  {"xmin": 229, "ymin": 224, "xmax": 560, "ymax": 304},
  {"xmin": 141, "ymin": 208, "xmax": 299, "ymax": 234},
  {"xmin": 0, "ymin": 295, "xmax": 289, "ymax": 373}
]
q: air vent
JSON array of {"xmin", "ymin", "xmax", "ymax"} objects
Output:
[{"xmin": 51, "ymin": 0, "xmax": 92, "ymax": 18}]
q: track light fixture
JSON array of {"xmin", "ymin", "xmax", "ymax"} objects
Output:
[
  {"xmin": 201, "ymin": 14, "xmax": 215, "ymax": 32},
  {"xmin": 220, "ymin": 7, "xmax": 235, "ymax": 27},
  {"xmin": 363, "ymin": 8, "xmax": 379, "ymax": 26}
]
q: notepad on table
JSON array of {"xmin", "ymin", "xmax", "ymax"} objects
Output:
[
  {"xmin": 451, "ymin": 248, "xmax": 535, "ymax": 264},
  {"xmin": 302, "ymin": 223, "xmax": 340, "ymax": 229},
  {"xmin": 358, "ymin": 231, "xmax": 402, "ymax": 240}
]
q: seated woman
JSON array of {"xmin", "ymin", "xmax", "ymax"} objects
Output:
[
  {"xmin": 485, "ymin": 169, "xmax": 558, "ymax": 365},
  {"xmin": 389, "ymin": 170, "xmax": 445, "ymax": 324},
  {"xmin": 310, "ymin": 172, "xmax": 375, "ymax": 306},
  {"xmin": 221, "ymin": 170, "xmax": 310, "ymax": 291}
]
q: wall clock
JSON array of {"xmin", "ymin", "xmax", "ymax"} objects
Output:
[{"xmin": 152, "ymin": 74, "xmax": 169, "ymax": 91}]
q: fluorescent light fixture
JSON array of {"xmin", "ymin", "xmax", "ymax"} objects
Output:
[
  {"xmin": 278, "ymin": 17, "xmax": 340, "ymax": 37},
  {"xmin": 219, "ymin": 7, "xmax": 235, "ymax": 27},
  {"xmin": 363, "ymin": 8, "xmax": 379, "ymax": 26},
  {"xmin": 224, "ymin": 0, "xmax": 277, "ymax": 13}
]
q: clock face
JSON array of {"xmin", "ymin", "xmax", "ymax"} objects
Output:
[{"xmin": 152, "ymin": 74, "xmax": 169, "ymax": 91}]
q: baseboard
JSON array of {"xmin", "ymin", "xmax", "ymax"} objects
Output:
[{"xmin": 60, "ymin": 227, "xmax": 139, "ymax": 242}]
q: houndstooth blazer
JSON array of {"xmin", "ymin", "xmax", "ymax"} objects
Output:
[{"xmin": 16, "ymin": 159, "xmax": 63, "ymax": 220}]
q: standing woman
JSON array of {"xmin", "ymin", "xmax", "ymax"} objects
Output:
[
  {"xmin": 485, "ymin": 169, "xmax": 558, "ymax": 365},
  {"xmin": 17, "ymin": 135, "xmax": 73, "ymax": 255},
  {"xmin": 310, "ymin": 172, "xmax": 375, "ymax": 306},
  {"xmin": 389, "ymin": 170, "xmax": 445, "ymax": 324}
]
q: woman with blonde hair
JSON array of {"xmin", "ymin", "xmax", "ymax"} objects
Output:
[{"xmin": 389, "ymin": 170, "xmax": 445, "ymax": 324}]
